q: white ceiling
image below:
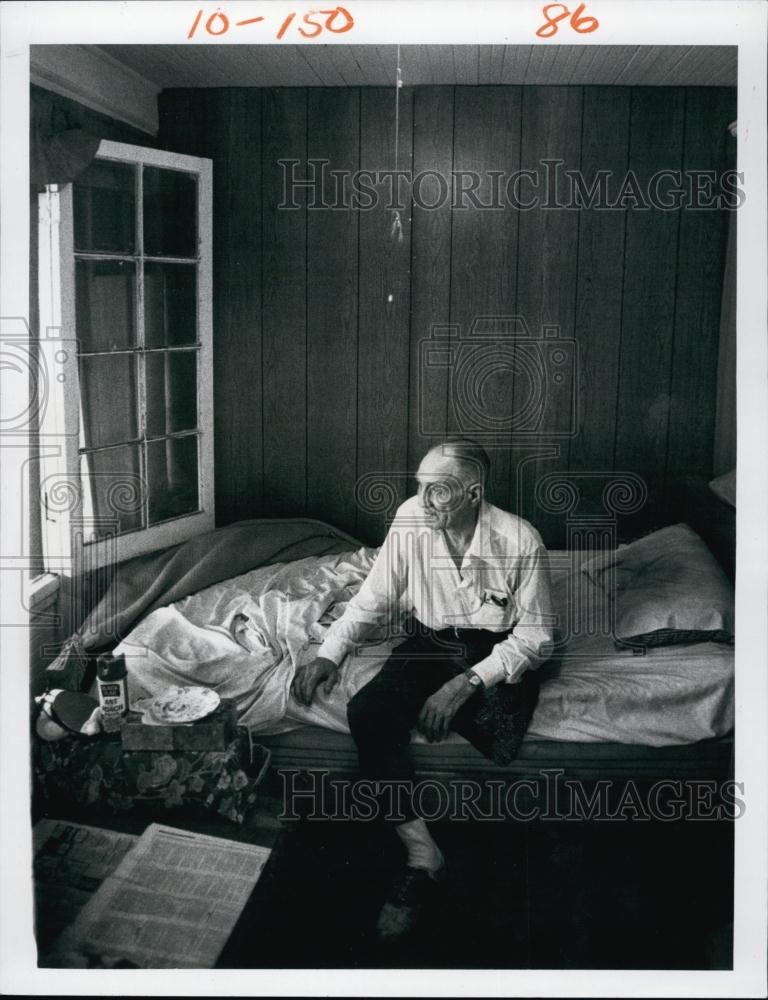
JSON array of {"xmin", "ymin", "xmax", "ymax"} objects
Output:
[
  {"xmin": 96, "ymin": 44, "xmax": 737, "ymax": 89},
  {"xmin": 30, "ymin": 44, "xmax": 738, "ymax": 136}
]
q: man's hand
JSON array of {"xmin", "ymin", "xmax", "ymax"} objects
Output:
[
  {"xmin": 291, "ymin": 656, "xmax": 340, "ymax": 707},
  {"xmin": 417, "ymin": 673, "xmax": 478, "ymax": 743}
]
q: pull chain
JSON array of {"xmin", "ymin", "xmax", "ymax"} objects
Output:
[{"xmin": 390, "ymin": 45, "xmax": 403, "ymax": 245}]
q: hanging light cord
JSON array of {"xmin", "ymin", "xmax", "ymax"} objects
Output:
[{"xmin": 390, "ymin": 44, "xmax": 404, "ymax": 244}]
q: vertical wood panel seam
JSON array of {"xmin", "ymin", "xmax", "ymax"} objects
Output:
[
  {"xmin": 507, "ymin": 84, "xmax": 523, "ymax": 513},
  {"xmin": 609, "ymin": 92, "xmax": 630, "ymax": 476},
  {"xmin": 508, "ymin": 85, "xmax": 525, "ymax": 512},
  {"xmin": 661, "ymin": 87, "xmax": 689, "ymax": 496},
  {"xmin": 446, "ymin": 86, "xmax": 457, "ymax": 435},
  {"xmin": 355, "ymin": 88, "xmax": 362, "ymax": 535},
  {"xmin": 611, "ymin": 88, "xmax": 633, "ymax": 471},
  {"xmin": 303, "ymin": 87, "xmax": 309, "ymax": 511},
  {"xmin": 405, "ymin": 87, "xmax": 415, "ymax": 476},
  {"xmin": 260, "ymin": 90, "xmax": 265, "ymax": 513},
  {"xmin": 565, "ymin": 85, "xmax": 586, "ymax": 480},
  {"xmin": 522, "ymin": 47, "xmax": 534, "ymax": 84}
]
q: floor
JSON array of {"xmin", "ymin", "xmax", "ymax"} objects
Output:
[
  {"xmin": 33, "ymin": 789, "xmax": 734, "ymax": 970},
  {"xmin": 223, "ymin": 811, "xmax": 734, "ymax": 970}
]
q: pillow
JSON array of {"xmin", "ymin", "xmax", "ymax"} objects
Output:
[
  {"xmin": 709, "ymin": 468, "xmax": 736, "ymax": 508},
  {"xmin": 582, "ymin": 524, "xmax": 734, "ymax": 648}
]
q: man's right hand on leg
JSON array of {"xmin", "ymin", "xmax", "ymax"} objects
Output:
[{"xmin": 291, "ymin": 656, "xmax": 340, "ymax": 706}]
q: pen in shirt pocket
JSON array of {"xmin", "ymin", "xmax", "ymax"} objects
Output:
[{"xmin": 482, "ymin": 589, "xmax": 509, "ymax": 608}]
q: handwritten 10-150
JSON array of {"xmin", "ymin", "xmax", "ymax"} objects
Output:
[
  {"xmin": 187, "ymin": 6, "xmax": 354, "ymax": 39},
  {"xmin": 186, "ymin": 4, "xmax": 599, "ymax": 41}
]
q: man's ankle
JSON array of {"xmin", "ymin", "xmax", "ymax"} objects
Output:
[{"xmin": 395, "ymin": 817, "xmax": 444, "ymax": 873}]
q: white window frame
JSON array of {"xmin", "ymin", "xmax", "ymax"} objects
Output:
[{"xmin": 37, "ymin": 139, "xmax": 214, "ymax": 577}]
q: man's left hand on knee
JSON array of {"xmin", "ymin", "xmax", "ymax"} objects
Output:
[{"xmin": 417, "ymin": 673, "xmax": 479, "ymax": 742}]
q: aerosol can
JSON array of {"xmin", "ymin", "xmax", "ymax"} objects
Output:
[{"xmin": 96, "ymin": 653, "xmax": 129, "ymax": 733}]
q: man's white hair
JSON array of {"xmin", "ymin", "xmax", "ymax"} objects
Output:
[{"xmin": 426, "ymin": 438, "xmax": 491, "ymax": 488}]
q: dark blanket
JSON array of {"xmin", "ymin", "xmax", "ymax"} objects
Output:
[{"xmin": 53, "ymin": 519, "xmax": 361, "ymax": 662}]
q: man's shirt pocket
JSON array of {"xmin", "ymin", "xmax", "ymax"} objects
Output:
[
  {"xmin": 450, "ymin": 587, "xmax": 514, "ymax": 629},
  {"xmin": 482, "ymin": 587, "xmax": 509, "ymax": 609}
]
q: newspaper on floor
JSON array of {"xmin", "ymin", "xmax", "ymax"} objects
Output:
[
  {"xmin": 47, "ymin": 823, "xmax": 272, "ymax": 968},
  {"xmin": 33, "ymin": 819, "xmax": 140, "ymax": 959}
]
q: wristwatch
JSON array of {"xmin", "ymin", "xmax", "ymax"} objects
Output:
[{"xmin": 465, "ymin": 669, "xmax": 484, "ymax": 690}]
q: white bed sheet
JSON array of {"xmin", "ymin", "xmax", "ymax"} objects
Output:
[
  {"xmin": 114, "ymin": 548, "xmax": 734, "ymax": 747},
  {"xmin": 114, "ymin": 547, "xmax": 381, "ymax": 732}
]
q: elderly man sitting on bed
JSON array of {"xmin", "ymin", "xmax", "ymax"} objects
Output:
[{"xmin": 292, "ymin": 438, "xmax": 554, "ymax": 941}]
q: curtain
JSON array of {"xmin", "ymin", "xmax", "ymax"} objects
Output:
[
  {"xmin": 28, "ymin": 111, "xmax": 101, "ymax": 578},
  {"xmin": 30, "ymin": 124, "xmax": 100, "ymax": 189}
]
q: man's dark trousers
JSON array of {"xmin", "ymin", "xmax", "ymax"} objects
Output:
[{"xmin": 346, "ymin": 624, "xmax": 539, "ymax": 821}]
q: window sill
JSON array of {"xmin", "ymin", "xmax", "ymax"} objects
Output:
[{"xmin": 27, "ymin": 573, "xmax": 60, "ymax": 613}]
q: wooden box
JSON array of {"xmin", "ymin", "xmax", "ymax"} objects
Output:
[{"xmin": 120, "ymin": 698, "xmax": 237, "ymax": 751}]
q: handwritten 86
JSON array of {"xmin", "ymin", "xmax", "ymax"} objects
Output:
[{"xmin": 536, "ymin": 3, "xmax": 599, "ymax": 38}]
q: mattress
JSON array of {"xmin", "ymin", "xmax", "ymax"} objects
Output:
[
  {"xmin": 115, "ymin": 547, "xmax": 734, "ymax": 754},
  {"xmin": 258, "ymin": 726, "xmax": 734, "ymax": 782},
  {"xmin": 263, "ymin": 550, "xmax": 734, "ymax": 778}
]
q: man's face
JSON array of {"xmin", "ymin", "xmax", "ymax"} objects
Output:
[{"xmin": 415, "ymin": 450, "xmax": 476, "ymax": 532}]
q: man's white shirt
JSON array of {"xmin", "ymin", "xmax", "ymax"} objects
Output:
[{"xmin": 318, "ymin": 496, "xmax": 555, "ymax": 687}]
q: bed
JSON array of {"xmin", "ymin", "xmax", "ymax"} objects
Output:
[{"xmin": 51, "ymin": 482, "xmax": 736, "ymax": 784}]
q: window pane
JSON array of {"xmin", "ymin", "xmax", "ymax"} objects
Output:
[
  {"xmin": 75, "ymin": 259, "xmax": 136, "ymax": 353},
  {"xmin": 80, "ymin": 354, "xmax": 138, "ymax": 449},
  {"xmin": 144, "ymin": 262, "xmax": 197, "ymax": 347},
  {"xmin": 143, "ymin": 167, "xmax": 198, "ymax": 258},
  {"xmin": 147, "ymin": 436, "xmax": 199, "ymax": 524},
  {"xmin": 145, "ymin": 351, "xmax": 198, "ymax": 437},
  {"xmin": 80, "ymin": 445, "xmax": 144, "ymax": 540},
  {"xmin": 74, "ymin": 160, "xmax": 136, "ymax": 254}
]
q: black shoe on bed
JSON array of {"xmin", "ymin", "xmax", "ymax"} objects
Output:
[{"xmin": 375, "ymin": 864, "xmax": 446, "ymax": 943}]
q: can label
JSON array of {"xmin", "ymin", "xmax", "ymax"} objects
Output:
[{"xmin": 98, "ymin": 677, "xmax": 128, "ymax": 732}]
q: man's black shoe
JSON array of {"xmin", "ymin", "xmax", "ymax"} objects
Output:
[{"xmin": 376, "ymin": 865, "xmax": 446, "ymax": 942}]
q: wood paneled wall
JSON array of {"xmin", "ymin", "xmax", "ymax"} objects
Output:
[{"xmin": 159, "ymin": 85, "xmax": 735, "ymax": 547}]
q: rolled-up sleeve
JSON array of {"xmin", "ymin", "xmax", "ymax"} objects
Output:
[
  {"xmin": 317, "ymin": 519, "xmax": 407, "ymax": 666},
  {"xmin": 471, "ymin": 545, "xmax": 555, "ymax": 688}
]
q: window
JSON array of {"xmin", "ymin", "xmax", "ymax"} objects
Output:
[{"xmin": 37, "ymin": 140, "xmax": 214, "ymax": 576}]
